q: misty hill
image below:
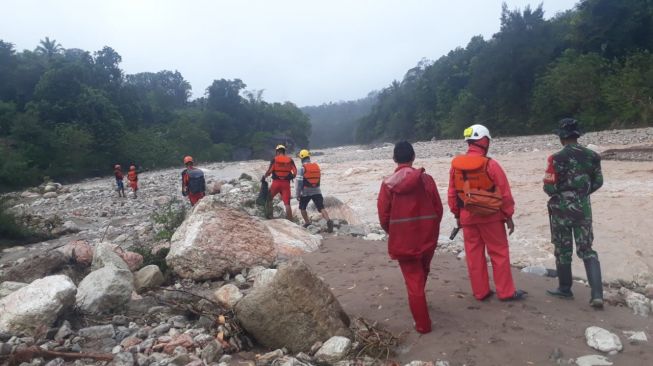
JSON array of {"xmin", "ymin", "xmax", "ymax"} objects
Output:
[
  {"xmin": 0, "ymin": 40, "xmax": 309, "ymax": 191},
  {"xmin": 302, "ymin": 93, "xmax": 377, "ymax": 148},
  {"xmin": 356, "ymin": 0, "xmax": 653, "ymax": 143}
]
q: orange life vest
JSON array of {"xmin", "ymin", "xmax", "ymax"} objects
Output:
[
  {"xmin": 272, "ymin": 155, "xmax": 294, "ymax": 180},
  {"xmin": 302, "ymin": 162, "xmax": 321, "ymax": 187},
  {"xmin": 451, "ymin": 155, "xmax": 502, "ymax": 216}
]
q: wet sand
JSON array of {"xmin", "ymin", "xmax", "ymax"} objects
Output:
[{"xmin": 303, "ymin": 237, "xmax": 653, "ymax": 365}]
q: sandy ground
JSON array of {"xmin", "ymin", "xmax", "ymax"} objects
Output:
[{"xmin": 304, "ymin": 237, "xmax": 653, "ymax": 365}]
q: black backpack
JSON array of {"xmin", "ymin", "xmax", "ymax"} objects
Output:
[{"xmin": 187, "ymin": 169, "xmax": 205, "ymax": 194}]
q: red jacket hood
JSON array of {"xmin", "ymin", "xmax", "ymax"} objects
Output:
[
  {"xmin": 383, "ymin": 165, "xmax": 425, "ymax": 194},
  {"xmin": 467, "ymin": 137, "xmax": 489, "ymax": 156}
]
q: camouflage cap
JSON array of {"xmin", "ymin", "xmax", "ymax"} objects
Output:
[{"xmin": 554, "ymin": 118, "xmax": 583, "ymax": 138}]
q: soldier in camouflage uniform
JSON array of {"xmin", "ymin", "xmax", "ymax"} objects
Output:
[{"xmin": 543, "ymin": 118, "xmax": 604, "ymax": 308}]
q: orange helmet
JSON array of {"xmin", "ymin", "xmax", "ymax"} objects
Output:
[
  {"xmin": 129, "ymin": 165, "xmax": 136, "ymax": 171},
  {"xmin": 114, "ymin": 164, "xmax": 121, "ymax": 170},
  {"xmin": 183, "ymin": 156, "xmax": 193, "ymax": 164}
]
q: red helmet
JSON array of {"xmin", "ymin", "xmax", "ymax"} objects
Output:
[{"xmin": 183, "ymin": 156, "xmax": 193, "ymax": 164}]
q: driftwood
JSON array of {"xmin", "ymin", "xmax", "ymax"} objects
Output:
[{"xmin": 4, "ymin": 346, "xmax": 113, "ymax": 365}]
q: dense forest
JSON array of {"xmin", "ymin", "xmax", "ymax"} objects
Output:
[
  {"xmin": 356, "ymin": 0, "xmax": 653, "ymax": 142},
  {"xmin": 0, "ymin": 39, "xmax": 310, "ymax": 191},
  {"xmin": 302, "ymin": 93, "xmax": 377, "ymax": 148}
]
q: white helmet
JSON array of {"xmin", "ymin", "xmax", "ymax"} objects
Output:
[{"xmin": 463, "ymin": 124, "xmax": 492, "ymax": 141}]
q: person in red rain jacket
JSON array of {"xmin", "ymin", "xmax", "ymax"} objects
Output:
[
  {"xmin": 377, "ymin": 141, "xmax": 443, "ymax": 334},
  {"xmin": 447, "ymin": 124, "xmax": 526, "ymax": 302},
  {"xmin": 181, "ymin": 156, "xmax": 206, "ymax": 206}
]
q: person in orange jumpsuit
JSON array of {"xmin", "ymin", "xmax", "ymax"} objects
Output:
[
  {"xmin": 378, "ymin": 141, "xmax": 443, "ymax": 333},
  {"xmin": 263, "ymin": 145, "xmax": 297, "ymax": 220},
  {"xmin": 447, "ymin": 124, "xmax": 526, "ymax": 301},
  {"xmin": 127, "ymin": 165, "xmax": 138, "ymax": 198}
]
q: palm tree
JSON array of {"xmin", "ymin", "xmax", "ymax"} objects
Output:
[{"xmin": 36, "ymin": 37, "xmax": 63, "ymax": 58}]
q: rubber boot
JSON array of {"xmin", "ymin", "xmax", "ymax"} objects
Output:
[
  {"xmin": 547, "ymin": 263, "xmax": 574, "ymax": 299},
  {"xmin": 584, "ymin": 257, "xmax": 604, "ymax": 309}
]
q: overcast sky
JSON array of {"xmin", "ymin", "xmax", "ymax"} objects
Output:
[{"xmin": 2, "ymin": 0, "xmax": 576, "ymax": 106}]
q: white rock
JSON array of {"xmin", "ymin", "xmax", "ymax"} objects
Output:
[
  {"xmin": 44, "ymin": 184, "xmax": 57, "ymax": 193},
  {"xmin": 315, "ymin": 336, "xmax": 352, "ymax": 363},
  {"xmin": 76, "ymin": 265, "xmax": 134, "ymax": 314},
  {"xmin": 0, "ymin": 281, "xmax": 27, "ymax": 299},
  {"xmin": 20, "ymin": 191, "xmax": 40, "ymax": 199},
  {"xmin": 262, "ymin": 219, "xmax": 322, "ymax": 258},
  {"xmin": 0, "ymin": 275, "xmax": 77, "ymax": 336},
  {"xmin": 404, "ymin": 362, "xmax": 435, "ymax": 366},
  {"xmin": 43, "ymin": 192, "xmax": 58, "ymax": 199},
  {"xmin": 623, "ymin": 331, "xmax": 648, "ymax": 343},
  {"xmin": 363, "ymin": 233, "xmax": 386, "ymax": 241},
  {"xmin": 619, "ymin": 287, "xmax": 651, "ymax": 317},
  {"xmin": 214, "ymin": 284, "xmax": 243, "ymax": 308},
  {"xmin": 521, "ymin": 265, "xmax": 548, "ymax": 277},
  {"xmin": 585, "ymin": 327, "xmax": 623, "ymax": 353},
  {"xmin": 134, "ymin": 265, "xmax": 165, "ymax": 292},
  {"xmin": 92, "ymin": 242, "xmax": 130, "ymax": 271},
  {"xmin": 575, "ymin": 355, "xmax": 613, "ymax": 366},
  {"xmin": 253, "ymin": 269, "xmax": 278, "ymax": 289}
]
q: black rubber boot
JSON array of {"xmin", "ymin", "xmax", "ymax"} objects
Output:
[
  {"xmin": 547, "ymin": 263, "xmax": 574, "ymax": 299},
  {"xmin": 584, "ymin": 257, "xmax": 604, "ymax": 309}
]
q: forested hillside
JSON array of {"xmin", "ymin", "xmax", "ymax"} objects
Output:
[
  {"xmin": 356, "ymin": 0, "xmax": 653, "ymax": 142},
  {"xmin": 0, "ymin": 39, "xmax": 309, "ymax": 191},
  {"xmin": 302, "ymin": 93, "xmax": 377, "ymax": 148}
]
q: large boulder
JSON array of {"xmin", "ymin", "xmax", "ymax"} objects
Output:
[
  {"xmin": 0, "ymin": 275, "xmax": 77, "ymax": 336},
  {"xmin": 0, "ymin": 281, "xmax": 27, "ymax": 299},
  {"xmin": 62, "ymin": 240, "xmax": 94, "ymax": 266},
  {"xmin": 262, "ymin": 219, "xmax": 322, "ymax": 258},
  {"xmin": 76, "ymin": 265, "xmax": 134, "ymax": 314},
  {"xmin": 92, "ymin": 242, "xmax": 130, "ymax": 271},
  {"xmin": 166, "ymin": 197, "xmax": 277, "ymax": 280},
  {"xmin": 0, "ymin": 251, "xmax": 68, "ymax": 283},
  {"xmin": 235, "ymin": 259, "xmax": 351, "ymax": 353}
]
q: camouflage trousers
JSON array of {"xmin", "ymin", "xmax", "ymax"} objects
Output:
[{"xmin": 549, "ymin": 215, "xmax": 598, "ymax": 265}]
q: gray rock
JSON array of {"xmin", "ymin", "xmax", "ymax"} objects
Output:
[
  {"xmin": 0, "ymin": 281, "xmax": 27, "ymax": 299},
  {"xmin": 78, "ymin": 324, "xmax": 116, "ymax": 352},
  {"xmin": 214, "ymin": 284, "xmax": 243, "ymax": 308},
  {"xmin": 585, "ymin": 327, "xmax": 623, "ymax": 353},
  {"xmin": 149, "ymin": 323, "xmax": 171, "ymax": 337},
  {"xmin": 200, "ymin": 340, "xmax": 223, "ymax": 363},
  {"xmin": 44, "ymin": 358, "xmax": 65, "ymax": 366},
  {"xmin": 134, "ymin": 265, "xmax": 165, "ymax": 292},
  {"xmin": 575, "ymin": 355, "xmax": 613, "ymax": 366},
  {"xmin": 236, "ymin": 259, "xmax": 351, "ymax": 353},
  {"xmin": 0, "ymin": 251, "xmax": 67, "ymax": 283},
  {"xmin": 520, "ymin": 265, "xmax": 548, "ymax": 277},
  {"xmin": 113, "ymin": 315, "xmax": 129, "ymax": 326},
  {"xmin": 114, "ymin": 352, "xmax": 135, "ymax": 366},
  {"xmin": 92, "ymin": 242, "xmax": 130, "ymax": 271},
  {"xmin": 168, "ymin": 354, "xmax": 192, "ymax": 366},
  {"xmin": 253, "ymin": 269, "xmax": 278, "ymax": 289},
  {"xmin": 314, "ymin": 336, "xmax": 352, "ymax": 363},
  {"xmin": 0, "ymin": 275, "xmax": 77, "ymax": 337},
  {"xmin": 54, "ymin": 321, "xmax": 74, "ymax": 341},
  {"xmin": 0, "ymin": 342, "xmax": 12, "ymax": 355},
  {"xmin": 76, "ymin": 265, "xmax": 134, "ymax": 314},
  {"xmin": 271, "ymin": 356, "xmax": 311, "ymax": 366}
]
